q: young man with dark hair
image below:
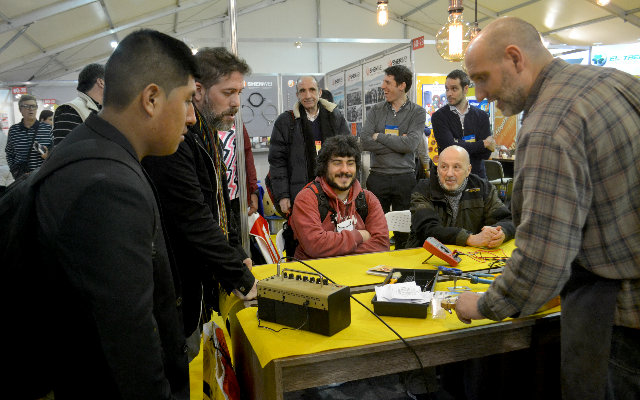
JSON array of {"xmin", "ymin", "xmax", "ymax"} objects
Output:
[
  {"xmin": 52, "ymin": 63, "xmax": 105, "ymax": 145},
  {"xmin": 269, "ymin": 75, "xmax": 349, "ymax": 215},
  {"xmin": 33, "ymin": 29, "xmax": 197, "ymax": 399},
  {"xmin": 5, "ymin": 94, "xmax": 52, "ymax": 179},
  {"xmin": 142, "ymin": 47, "xmax": 257, "ymax": 361},
  {"xmin": 431, "ymin": 68, "xmax": 494, "ymax": 179},
  {"xmin": 361, "ymin": 64, "xmax": 426, "ymax": 249},
  {"xmin": 289, "ymin": 135, "xmax": 389, "ymax": 260}
]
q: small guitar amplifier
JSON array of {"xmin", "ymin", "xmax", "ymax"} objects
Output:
[{"xmin": 257, "ymin": 268, "xmax": 351, "ymax": 336}]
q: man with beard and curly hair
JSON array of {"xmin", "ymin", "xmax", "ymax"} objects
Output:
[{"xmin": 289, "ymin": 135, "xmax": 389, "ymax": 260}]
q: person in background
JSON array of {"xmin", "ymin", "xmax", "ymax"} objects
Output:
[
  {"xmin": 289, "ymin": 135, "xmax": 389, "ymax": 260},
  {"xmin": 320, "ymin": 88, "xmax": 334, "ymax": 103},
  {"xmin": 52, "ymin": 63, "xmax": 104, "ymax": 145},
  {"xmin": 361, "ymin": 65, "xmax": 427, "ymax": 249},
  {"xmin": 143, "ymin": 47, "xmax": 257, "ymax": 361},
  {"xmin": 431, "ymin": 69, "xmax": 494, "ymax": 179},
  {"xmin": 406, "ymin": 145, "xmax": 514, "ymax": 248},
  {"xmin": 5, "ymin": 94, "xmax": 52, "ymax": 179},
  {"xmin": 34, "ymin": 29, "xmax": 198, "ymax": 399},
  {"xmin": 268, "ymin": 76, "xmax": 349, "ymax": 216},
  {"xmin": 456, "ymin": 16, "xmax": 640, "ymax": 399},
  {"xmin": 39, "ymin": 109, "xmax": 53, "ymax": 125},
  {"xmin": 218, "ymin": 123, "xmax": 260, "ymax": 219}
]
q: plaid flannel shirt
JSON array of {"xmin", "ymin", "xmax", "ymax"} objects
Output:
[{"xmin": 479, "ymin": 59, "xmax": 640, "ymax": 329}]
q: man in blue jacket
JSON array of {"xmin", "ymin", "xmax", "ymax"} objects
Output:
[{"xmin": 431, "ymin": 69, "xmax": 495, "ymax": 179}]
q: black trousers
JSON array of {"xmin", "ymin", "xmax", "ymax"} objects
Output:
[{"xmin": 365, "ymin": 171, "xmax": 416, "ymax": 249}]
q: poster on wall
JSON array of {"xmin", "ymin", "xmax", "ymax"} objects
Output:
[
  {"xmin": 362, "ymin": 47, "xmax": 412, "ymax": 122},
  {"xmin": 345, "ymin": 66, "xmax": 363, "ymax": 136},
  {"xmin": 326, "ymin": 71, "xmax": 345, "ymax": 116},
  {"xmin": 363, "ymin": 58, "xmax": 385, "ymax": 122},
  {"xmin": 242, "ymin": 74, "xmax": 279, "ymax": 149}
]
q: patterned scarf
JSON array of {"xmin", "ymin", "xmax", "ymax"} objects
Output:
[
  {"xmin": 439, "ymin": 176, "xmax": 468, "ymax": 226},
  {"xmin": 194, "ymin": 107, "xmax": 229, "ymax": 239}
]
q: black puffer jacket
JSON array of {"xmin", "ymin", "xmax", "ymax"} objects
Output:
[
  {"xmin": 406, "ymin": 174, "xmax": 515, "ymax": 247},
  {"xmin": 268, "ymin": 98, "xmax": 349, "ymax": 206}
]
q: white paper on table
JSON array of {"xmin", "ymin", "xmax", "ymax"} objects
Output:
[{"xmin": 375, "ymin": 282, "xmax": 433, "ymax": 304}]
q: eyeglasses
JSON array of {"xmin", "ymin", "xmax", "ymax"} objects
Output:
[{"xmin": 20, "ymin": 104, "xmax": 38, "ymax": 110}]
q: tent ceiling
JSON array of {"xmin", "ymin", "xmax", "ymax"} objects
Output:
[{"xmin": 0, "ymin": 0, "xmax": 639, "ymax": 84}]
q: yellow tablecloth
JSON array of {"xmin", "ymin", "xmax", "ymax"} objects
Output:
[
  {"xmin": 250, "ymin": 241, "xmax": 516, "ymax": 286},
  {"xmin": 237, "ymin": 240, "xmax": 559, "ymax": 368}
]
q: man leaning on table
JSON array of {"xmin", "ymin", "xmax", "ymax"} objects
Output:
[
  {"xmin": 406, "ymin": 145, "xmax": 514, "ymax": 248},
  {"xmin": 455, "ymin": 16, "xmax": 640, "ymax": 399},
  {"xmin": 289, "ymin": 135, "xmax": 389, "ymax": 260}
]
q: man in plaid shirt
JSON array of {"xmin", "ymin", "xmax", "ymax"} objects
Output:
[{"xmin": 457, "ymin": 16, "xmax": 640, "ymax": 399}]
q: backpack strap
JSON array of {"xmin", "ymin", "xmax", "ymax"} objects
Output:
[{"xmin": 354, "ymin": 190, "xmax": 368, "ymax": 222}]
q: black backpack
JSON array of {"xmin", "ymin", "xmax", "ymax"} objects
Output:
[
  {"xmin": 282, "ymin": 180, "xmax": 369, "ymax": 257},
  {"xmin": 0, "ymin": 139, "xmax": 142, "ymax": 399}
]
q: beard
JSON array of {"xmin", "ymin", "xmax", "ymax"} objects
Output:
[
  {"xmin": 327, "ymin": 172, "xmax": 355, "ymax": 192},
  {"xmin": 496, "ymin": 72, "xmax": 527, "ymax": 116},
  {"xmin": 202, "ymin": 96, "xmax": 238, "ymax": 131}
]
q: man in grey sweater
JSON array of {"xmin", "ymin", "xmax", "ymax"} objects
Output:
[{"xmin": 361, "ymin": 65, "xmax": 426, "ymax": 249}]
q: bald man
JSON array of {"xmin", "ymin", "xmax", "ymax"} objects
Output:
[
  {"xmin": 407, "ymin": 145, "xmax": 514, "ymax": 248},
  {"xmin": 456, "ymin": 16, "xmax": 640, "ymax": 399}
]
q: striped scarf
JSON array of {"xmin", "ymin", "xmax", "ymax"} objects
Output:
[{"xmin": 194, "ymin": 107, "xmax": 229, "ymax": 239}]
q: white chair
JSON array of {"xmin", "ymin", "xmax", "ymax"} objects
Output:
[{"xmin": 385, "ymin": 210, "xmax": 412, "ymax": 233}]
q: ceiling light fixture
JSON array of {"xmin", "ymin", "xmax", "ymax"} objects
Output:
[
  {"xmin": 470, "ymin": 0, "xmax": 480, "ymax": 40},
  {"xmin": 377, "ymin": 0, "xmax": 389, "ymax": 26},
  {"xmin": 596, "ymin": 0, "xmax": 611, "ymax": 6},
  {"xmin": 436, "ymin": 0, "xmax": 473, "ymax": 62},
  {"xmin": 110, "ymin": 41, "xmax": 118, "ymax": 49},
  {"xmin": 294, "ymin": 41, "xmax": 302, "ymax": 48}
]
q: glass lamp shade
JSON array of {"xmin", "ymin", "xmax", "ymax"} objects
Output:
[
  {"xmin": 377, "ymin": 2, "xmax": 389, "ymax": 26},
  {"xmin": 435, "ymin": 12, "xmax": 473, "ymax": 62}
]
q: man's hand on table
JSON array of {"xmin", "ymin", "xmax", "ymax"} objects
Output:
[
  {"xmin": 466, "ymin": 226, "xmax": 505, "ymax": 248},
  {"xmin": 455, "ymin": 291, "xmax": 484, "ymax": 324}
]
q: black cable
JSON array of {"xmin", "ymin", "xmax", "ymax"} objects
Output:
[
  {"xmin": 261, "ymin": 103, "xmax": 278, "ymax": 125},
  {"xmin": 274, "ymin": 256, "xmax": 432, "ymax": 394},
  {"xmin": 248, "ymin": 92, "xmax": 265, "ymax": 108},
  {"xmin": 241, "ymin": 105, "xmax": 254, "ymax": 123}
]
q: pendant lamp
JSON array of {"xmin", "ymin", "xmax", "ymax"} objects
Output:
[{"xmin": 435, "ymin": 0, "xmax": 473, "ymax": 62}]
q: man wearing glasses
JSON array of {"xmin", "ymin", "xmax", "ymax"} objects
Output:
[{"xmin": 5, "ymin": 94, "xmax": 53, "ymax": 179}]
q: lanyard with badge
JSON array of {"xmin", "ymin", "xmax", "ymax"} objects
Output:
[{"xmin": 334, "ymin": 200, "xmax": 356, "ymax": 232}]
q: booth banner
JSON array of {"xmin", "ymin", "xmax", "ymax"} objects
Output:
[
  {"xmin": 242, "ymin": 74, "xmax": 279, "ymax": 142},
  {"xmin": 345, "ymin": 65, "xmax": 363, "ymax": 135},
  {"xmin": 326, "ymin": 71, "xmax": 345, "ymax": 117},
  {"xmin": 363, "ymin": 58, "xmax": 385, "ymax": 122},
  {"xmin": 591, "ymin": 43, "xmax": 640, "ymax": 75}
]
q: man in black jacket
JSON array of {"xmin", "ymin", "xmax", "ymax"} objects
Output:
[
  {"xmin": 268, "ymin": 76, "xmax": 349, "ymax": 215},
  {"xmin": 407, "ymin": 145, "xmax": 514, "ymax": 248},
  {"xmin": 35, "ymin": 29, "xmax": 197, "ymax": 399},
  {"xmin": 431, "ymin": 69, "xmax": 495, "ymax": 179},
  {"xmin": 143, "ymin": 47, "xmax": 256, "ymax": 361}
]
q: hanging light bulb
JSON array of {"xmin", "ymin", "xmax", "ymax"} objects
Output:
[
  {"xmin": 470, "ymin": 0, "xmax": 480, "ymax": 40},
  {"xmin": 377, "ymin": 1, "xmax": 389, "ymax": 26},
  {"xmin": 435, "ymin": 0, "xmax": 473, "ymax": 62},
  {"xmin": 596, "ymin": 0, "xmax": 610, "ymax": 5}
]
